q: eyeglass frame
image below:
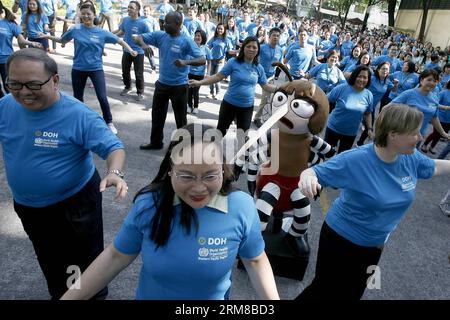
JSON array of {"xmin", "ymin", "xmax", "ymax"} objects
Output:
[
  {"xmin": 169, "ymin": 170, "xmax": 224, "ymax": 184},
  {"xmin": 5, "ymin": 74, "xmax": 55, "ymax": 91}
]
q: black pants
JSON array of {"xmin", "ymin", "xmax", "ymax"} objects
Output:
[
  {"xmin": 122, "ymin": 52, "xmax": 145, "ymax": 94},
  {"xmin": 295, "ymin": 222, "xmax": 383, "ymax": 300},
  {"xmin": 13, "ymin": 170, "xmax": 107, "ymax": 300},
  {"xmin": 150, "ymin": 80, "xmax": 188, "ymax": 145},
  {"xmin": 188, "ymin": 73, "xmax": 204, "ymax": 109},
  {"xmin": 0, "ymin": 63, "xmax": 8, "ymax": 98},
  {"xmin": 423, "ymin": 122, "xmax": 450, "ymax": 148},
  {"xmin": 217, "ymin": 99, "xmax": 254, "ymax": 137},
  {"xmin": 324, "ymin": 126, "xmax": 356, "ymax": 154}
]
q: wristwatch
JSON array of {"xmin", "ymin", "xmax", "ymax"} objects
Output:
[{"xmin": 108, "ymin": 169, "xmax": 125, "ymax": 179}]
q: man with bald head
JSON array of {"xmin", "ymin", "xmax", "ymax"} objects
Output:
[{"xmin": 133, "ymin": 11, "xmax": 206, "ymax": 150}]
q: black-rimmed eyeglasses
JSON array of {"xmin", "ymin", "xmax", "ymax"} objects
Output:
[{"xmin": 5, "ymin": 75, "xmax": 54, "ymax": 91}]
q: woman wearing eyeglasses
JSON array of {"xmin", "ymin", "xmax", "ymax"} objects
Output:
[
  {"xmin": 0, "ymin": 1, "xmax": 42, "ymax": 98},
  {"xmin": 38, "ymin": 3, "xmax": 137, "ymax": 135},
  {"xmin": 60, "ymin": 123, "xmax": 280, "ymax": 300}
]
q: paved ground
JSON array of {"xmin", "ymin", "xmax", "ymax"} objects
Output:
[{"xmin": 0, "ymin": 39, "xmax": 449, "ymax": 300}]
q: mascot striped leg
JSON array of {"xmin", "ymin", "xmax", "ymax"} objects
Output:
[
  {"xmin": 285, "ymin": 188, "xmax": 311, "ymax": 257},
  {"xmin": 256, "ymin": 183, "xmax": 281, "ymax": 231}
]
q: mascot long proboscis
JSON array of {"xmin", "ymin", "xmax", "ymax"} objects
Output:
[{"xmin": 232, "ymin": 63, "xmax": 336, "ymax": 257}]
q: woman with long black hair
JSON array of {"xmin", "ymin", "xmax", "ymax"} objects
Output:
[{"xmin": 189, "ymin": 36, "xmax": 278, "ymax": 137}]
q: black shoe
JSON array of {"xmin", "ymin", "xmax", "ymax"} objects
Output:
[
  {"xmin": 284, "ymin": 233, "xmax": 310, "ymax": 258},
  {"xmin": 140, "ymin": 143, "xmax": 163, "ymax": 150},
  {"xmin": 254, "ymin": 118, "xmax": 263, "ymax": 128}
]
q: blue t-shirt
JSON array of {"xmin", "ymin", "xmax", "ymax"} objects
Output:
[
  {"xmin": 318, "ymin": 39, "xmax": 335, "ymax": 58},
  {"xmin": 237, "ymin": 20, "xmax": 251, "ymax": 41},
  {"xmin": 440, "ymin": 73, "xmax": 450, "ymax": 89},
  {"xmin": 207, "ymin": 37, "xmax": 232, "ymax": 60},
  {"xmin": 225, "ymin": 28, "xmax": 238, "ymax": 49},
  {"xmin": 314, "ymin": 143, "xmax": 435, "ymax": 246},
  {"xmin": 113, "ymin": 191, "xmax": 264, "ymax": 300},
  {"xmin": 368, "ymin": 76, "xmax": 394, "ymax": 107},
  {"xmin": 22, "ymin": 13, "xmax": 49, "ymax": 39},
  {"xmin": 61, "ymin": 0, "xmax": 78, "ymax": 19},
  {"xmin": 307, "ymin": 34, "xmax": 320, "ymax": 48},
  {"xmin": 258, "ymin": 43, "xmax": 283, "ymax": 78},
  {"xmin": 372, "ymin": 55, "xmax": 402, "ymax": 74},
  {"xmin": 62, "ymin": 25, "xmax": 119, "ymax": 71},
  {"xmin": 327, "ymin": 83, "xmax": 373, "ymax": 136},
  {"xmin": 183, "ymin": 18, "xmax": 204, "ymax": 38},
  {"xmin": 307, "ymin": 63, "xmax": 346, "ymax": 93},
  {"xmin": 142, "ymin": 16, "xmax": 158, "ymax": 33},
  {"xmin": 96, "ymin": 0, "xmax": 113, "ymax": 14},
  {"xmin": 340, "ymin": 40, "xmax": 354, "ymax": 57},
  {"xmin": 40, "ymin": 0, "xmax": 57, "ymax": 16},
  {"xmin": 142, "ymin": 31, "xmax": 204, "ymax": 86},
  {"xmin": 155, "ymin": 3, "xmax": 174, "ymax": 20},
  {"xmin": 391, "ymin": 88, "xmax": 439, "ymax": 136},
  {"xmin": 0, "ymin": 93, "xmax": 124, "ymax": 207},
  {"xmin": 438, "ymin": 89, "xmax": 450, "ymax": 123},
  {"xmin": 285, "ymin": 42, "xmax": 316, "ymax": 76},
  {"xmin": 0, "ymin": 19, "xmax": 22, "ymax": 64},
  {"xmin": 340, "ymin": 56, "xmax": 358, "ymax": 72},
  {"xmin": 388, "ymin": 71, "xmax": 419, "ymax": 98},
  {"xmin": 119, "ymin": 17, "xmax": 150, "ymax": 54},
  {"xmin": 219, "ymin": 58, "xmax": 267, "ymax": 107},
  {"xmin": 189, "ymin": 45, "xmax": 211, "ymax": 76}
]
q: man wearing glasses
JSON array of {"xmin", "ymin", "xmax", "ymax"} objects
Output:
[
  {"xmin": 372, "ymin": 44, "xmax": 403, "ymax": 74},
  {"xmin": 0, "ymin": 48, "xmax": 128, "ymax": 299}
]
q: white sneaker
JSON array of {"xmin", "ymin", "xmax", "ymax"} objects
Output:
[
  {"xmin": 192, "ymin": 108, "xmax": 198, "ymax": 114},
  {"xmin": 120, "ymin": 88, "xmax": 131, "ymax": 96},
  {"xmin": 108, "ymin": 123, "xmax": 118, "ymax": 135}
]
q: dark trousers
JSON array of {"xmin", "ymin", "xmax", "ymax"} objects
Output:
[
  {"xmin": 357, "ymin": 111, "xmax": 375, "ymax": 145},
  {"xmin": 13, "ymin": 171, "xmax": 107, "ymax": 300},
  {"xmin": 150, "ymin": 80, "xmax": 188, "ymax": 145},
  {"xmin": 295, "ymin": 222, "xmax": 383, "ymax": 300},
  {"xmin": 217, "ymin": 99, "xmax": 254, "ymax": 138},
  {"xmin": 0, "ymin": 63, "xmax": 8, "ymax": 98},
  {"xmin": 424, "ymin": 122, "xmax": 450, "ymax": 148},
  {"xmin": 47, "ymin": 14, "xmax": 56, "ymax": 50},
  {"xmin": 145, "ymin": 47, "xmax": 157, "ymax": 70},
  {"xmin": 28, "ymin": 37, "xmax": 49, "ymax": 51},
  {"xmin": 188, "ymin": 73, "xmax": 204, "ymax": 109},
  {"xmin": 122, "ymin": 52, "xmax": 145, "ymax": 94},
  {"xmin": 324, "ymin": 126, "xmax": 356, "ymax": 154},
  {"xmin": 71, "ymin": 68, "xmax": 113, "ymax": 123}
]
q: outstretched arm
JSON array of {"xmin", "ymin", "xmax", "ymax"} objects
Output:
[
  {"xmin": 241, "ymin": 252, "xmax": 280, "ymax": 300},
  {"xmin": 61, "ymin": 244, "xmax": 138, "ymax": 300}
]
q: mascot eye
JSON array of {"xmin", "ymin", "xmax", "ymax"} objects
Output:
[
  {"xmin": 272, "ymin": 92, "xmax": 288, "ymax": 108},
  {"xmin": 290, "ymin": 99, "xmax": 315, "ymax": 118}
]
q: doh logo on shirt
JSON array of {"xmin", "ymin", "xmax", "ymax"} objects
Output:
[
  {"xmin": 35, "ymin": 130, "xmax": 58, "ymax": 138},
  {"xmin": 34, "ymin": 130, "xmax": 59, "ymax": 148},
  {"xmin": 170, "ymin": 44, "xmax": 181, "ymax": 53},
  {"xmin": 0, "ymin": 27, "xmax": 9, "ymax": 35},
  {"xmin": 399, "ymin": 175, "xmax": 415, "ymax": 192},
  {"xmin": 197, "ymin": 237, "xmax": 229, "ymax": 261},
  {"xmin": 90, "ymin": 35, "xmax": 100, "ymax": 43}
]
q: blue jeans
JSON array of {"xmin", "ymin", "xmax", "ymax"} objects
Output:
[
  {"xmin": 210, "ymin": 60, "xmax": 223, "ymax": 95},
  {"xmin": 71, "ymin": 69, "xmax": 113, "ymax": 123}
]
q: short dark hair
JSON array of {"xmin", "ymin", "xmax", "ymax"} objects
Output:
[
  {"xmin": 129, "ymin": 1, "xmax": 141, "ymax": 16},
  {"xmin": 348, "ymin": 65, "xmax": 372, "ymax": 88},
  {"xmin": 7, "ymin": 48, "xmax": 58, "ymax": 77},
  {"xmin": 269, "ymin": 27, "xmax": 281, "ymax": 36},
  {"xmin": 236, "ymin": 36, "xmax": 260, "ymax": 65},
  {"xmin": 419, "ymin": 68, "xmax": 439, "ymax": 82},
  {"xmin": 194, "ymin": 29, "xmax": 207, "ymax": 45}
]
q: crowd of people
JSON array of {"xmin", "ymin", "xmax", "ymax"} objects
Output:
[{"xmin": 0, "ymin": 0, "xmax": 449, "ymax": 301}]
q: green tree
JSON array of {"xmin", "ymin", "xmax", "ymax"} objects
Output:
[
  {"xmin": 360, "ymin": 0, "xmax": 386, "ymax": 32},
  {"xmin": 326, "ymin": 0, "xmax": 355, "ymax": 28}
]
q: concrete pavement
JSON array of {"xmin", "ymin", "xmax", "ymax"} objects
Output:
[{"xmin": 0, "ymin": 40, "xmax": 449, "ymax": 300}]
